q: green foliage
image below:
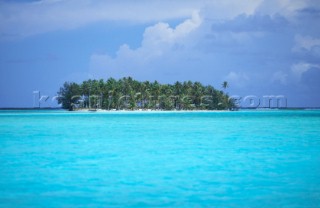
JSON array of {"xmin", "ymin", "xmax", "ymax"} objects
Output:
[
  {"xmin": 57, "ymin": 77, "xmax": 235, "ymax": 111},
  {"xmin": 57, "ymin": 82, "xmax": 81, "ymax": 110}
]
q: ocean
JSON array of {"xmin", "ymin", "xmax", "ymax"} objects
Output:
[{"xmin": 0, "ymin": 110, "xmax": 320, "ymax": 207}]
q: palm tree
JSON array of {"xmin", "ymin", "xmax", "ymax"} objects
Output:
[
  {"xmin": 221, "ymin": 81, "xmax": 230, "ymax": 109},
  {"xmin": 222, "ymin": 81, "xmax": 228, "ymax": 90},
  {"xmin": 58, "ymin": 76, "xmax": 234, "ymax": 111}
]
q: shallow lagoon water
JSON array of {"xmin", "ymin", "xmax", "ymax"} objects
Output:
[{"xmin": 0, "ymin": 110, "xmax": 320, "ymax": 207}]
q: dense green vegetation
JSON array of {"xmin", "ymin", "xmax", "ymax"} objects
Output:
[{"xmin": 57, "ymin": 77, "xmax": 235, "ymax": 111}]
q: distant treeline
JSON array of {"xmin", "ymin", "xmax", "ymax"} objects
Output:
[{"xmin": 57, "ymin": 77, "xmax": 235, "ymax": 111}]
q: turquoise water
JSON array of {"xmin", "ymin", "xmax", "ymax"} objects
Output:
[{"xmin": 1, "ymin": 110, "xmax": 320, "ymax": 207}]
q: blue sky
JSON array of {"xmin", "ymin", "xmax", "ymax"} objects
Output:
[{"xmin": 0, "ymin": 0, "xmax": 319, "ymax": 108}]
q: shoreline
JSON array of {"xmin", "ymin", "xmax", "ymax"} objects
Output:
[
  {"xmin": 1, "ymin": 107, "xmax": 319, "ymax": 111},
  {"xmin": 1, "ymin": 108, "xmax": 320, "ymax": 114}
]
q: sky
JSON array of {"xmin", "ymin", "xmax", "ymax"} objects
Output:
[{"xmin": 0, "ymin": 0, "xmax": 320, "ymax": 108}]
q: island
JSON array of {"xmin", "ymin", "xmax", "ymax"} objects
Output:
[{"xmin": 57, "ymin": 77, "xmax": 235, "ymax": 111}]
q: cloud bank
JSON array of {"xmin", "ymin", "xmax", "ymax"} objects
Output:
[
  {"xmin": 87, "ymin": 0, "xmax": 320, "ymax": 106},
  {"xmin": 0, "ymin": 0, "xmax": 204, "ymax": 39},
  {"xmin": 1, "ymin": 0, "xmax": 320, "ymax": 107}
]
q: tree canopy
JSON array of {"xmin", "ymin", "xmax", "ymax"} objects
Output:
[{"xmin": 57, "ymin": 77, "xmax": 235, "ymax": 111}]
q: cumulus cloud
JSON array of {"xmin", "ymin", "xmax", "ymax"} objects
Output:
[
  {"xmin": 89, "ymin": 1, "xmax": 319, "ymax": 90},
  {"xmin": 293, "ymin": 35, "xmax": 320, "ymax": 56},
  {"xmin": 89, "ymin": 12, "xmax": 202, "ymax": 80},
  {"xmin": 291, "ymin": 62, "xmax": 320, "ymax": 81},
  {"xmin": 143, "ymin": 11, "xmax": 201, "ymax": 46}
]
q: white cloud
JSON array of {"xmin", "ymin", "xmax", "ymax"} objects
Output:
[
  {"xmin": 272, "ymin": 71, "xmax": 288, "ymax": 85},
  {"xmin": 200, "ymin": 0, "xmax": 265, "ymax": 21},
  {"xmin": 88, "ymin": 1, "xmax": 319, "ymax": 88},
  {"xmin": 143, "ymin": 11, "xmax": 201, "ymax": 45},
  {"xmin": 293, "ymin": 35, "xmax": 320, "ymax": 53},
  {"xmin": 225, "ymin": 71, "xmax": 250, "ymax": 88},
  {"xmin": 1, "ymin": 0, "xmax": 310, "ymax": 40},
  {"xmin": 255, "ymin": 0, "xmax": 310, "ymax": 18},
  {"xmin": 291, "ymin": 62, "xmax": 320, "ymax": 81},
  {"xmin": 0, "ymin": 0, "xmax": 204, "ymax": 39},
  {"xmin": 89, "ymin": 12, "xmax": 202, "ymax": 79}
]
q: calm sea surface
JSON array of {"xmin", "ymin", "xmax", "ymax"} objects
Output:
[{"xmin": 0, "ymin": 110, "xmax": 320, "ymax": 207}]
